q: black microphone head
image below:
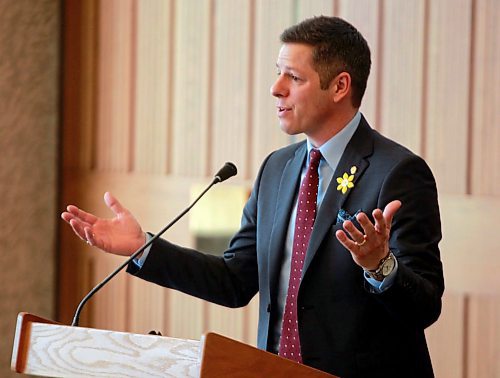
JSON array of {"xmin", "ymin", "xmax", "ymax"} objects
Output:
[{"xmin": 214, "ymin": 162, "xmax": 237, "ymax": 183}]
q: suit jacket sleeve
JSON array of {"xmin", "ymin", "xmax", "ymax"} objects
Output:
[
  {"xmin": 366, "ymin": 153, "xmax": 444, "ymax": 329},
  {"xmin": 125, "ymin": 156, "xmax": 273, "ymax": 308}
]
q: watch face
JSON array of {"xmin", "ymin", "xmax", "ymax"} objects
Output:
[{"xmin": 382, "ymin": 256, "xmax": 395, "ymax": 276}]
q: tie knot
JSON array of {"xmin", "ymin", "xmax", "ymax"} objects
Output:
[{"xmin": 309, "ymin": 149, "xmax": 322, "ymax": 168}]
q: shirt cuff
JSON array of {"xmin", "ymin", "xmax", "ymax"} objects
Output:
[
  {"xmin": 363, "ymin": 257, "xmax": 398, "ymax": 293},
  {"xmin": 132, "ymin": 233, "xmax": 153, "ymax": 268}
]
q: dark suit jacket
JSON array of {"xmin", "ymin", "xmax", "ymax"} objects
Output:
[{"xmin": 128, "ymin": 116, "xmax": 444, "ymax": 377}]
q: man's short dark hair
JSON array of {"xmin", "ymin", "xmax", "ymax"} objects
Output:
[{"xmin": 280, "ymin": 16, "xmax": 371, "ymax": 108}]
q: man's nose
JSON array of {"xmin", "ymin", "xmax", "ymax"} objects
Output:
[{"xmin": 270, "ymin": 75, "xmax": 288, "ymax": 98}]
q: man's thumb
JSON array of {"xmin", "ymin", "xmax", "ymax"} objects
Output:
[{"xmin": 104, "ymin": 192, "xmax": 126, "ymax": 216}]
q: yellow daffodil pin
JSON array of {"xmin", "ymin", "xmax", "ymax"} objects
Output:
[{"xmin": 336, "ymin": 166, "xmax": 357, "ymax": 194}]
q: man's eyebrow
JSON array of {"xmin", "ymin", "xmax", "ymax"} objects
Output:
[{"xmin": 276, "ymin": 63, "xmax": 296, "ymax": 71}]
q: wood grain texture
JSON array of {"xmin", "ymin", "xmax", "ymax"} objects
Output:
[
  {"xmin": 11, "ymin": 313, "xmax": 56, "ymax": 375},
  {"xmin": 16, "ymin": 318, "xmax": 200, "ymax": 377},
  {"xmin": 62, "ymin": 0, "xmax": 98, "ymax": 170},
  {"xmin": 200, "ymin": 332, "xmax": 336, "ymax": 377},
  {"xmin": 58, "ymin": 1, "xmax": 500, "ymax": 376},
  {"xmin": 206, "ymin": 303, "xmax": 246, "ymax": 344},
  {"xmin": 470, "ymin": 0, "xmax": 500, "ymax": 195},
  {"xmin": 439, "ymin": 194, "xmax": 500, "ymax": 294},
  {"xmin": 171, "ymin": 0, "xmax": 212, "ymax": 177},
  {"xmin": 95, "ymin": 0, "xmax": 134, "ymax": 172},
  {"xmin": 251, "ymin": 0, "xmax": 294, "ymax": 176},
  {"xmin": 169, "ymin": 292, "xmax": 205, "ymax": 341},
  {"xmin": 91, "ymin": 253, "xmax": 129, "ymax": 331},
  {"xmin": 379, "ymin": 0, "xmax": 425, "ymax": 154},
  {"xmin": 133, "ymin": 0, "xmax": 172, "ymax": 174},
  {"xmin": 294, "ymin": 0, "xmax": 334, "ymax": 21},
  {"xmin": 424, "ymin": 0, "xmax": 472, "ymax": 194},
  {"xmin": 425, "ymin": 292, "xmax": 465, "ymax": 378},
  {"xmin": 0, "ymin": 1, "xmax": 59, "ymax": 377},
  {"xmin": 336, "ymin": 0, "xmax": 379, "ymax": 127},
  {"xmin": 128, "ymin": 277, "xmax": 168, "ymax": 335},
  {"xmin": 245, "ymin": 297, "xmax": 260, "ymax": 346},
  {"xmin": 467, "ymin": 294, "xmax": 500, "ymax": 377},
  {"xmin": 210, "ymin": 0, "xmax": 252, "ymax": 178}
]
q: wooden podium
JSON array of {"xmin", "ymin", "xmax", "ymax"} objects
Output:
[{"xmin": 11, "ymin": 312, "xmax": 336, "ymax": 377}]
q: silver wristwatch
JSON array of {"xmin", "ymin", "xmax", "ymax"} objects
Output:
[{"xmin": 365, "ymin": 252, "xmax": 396, "ymax": 281}]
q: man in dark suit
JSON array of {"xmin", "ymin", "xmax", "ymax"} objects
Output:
[{"xmin": 62, "ymin": 16, "xmax": 443, "ymax": 377}]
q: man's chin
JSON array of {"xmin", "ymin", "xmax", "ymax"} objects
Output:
[{"xmin": 279, "ymin": 123, "xmax": 300, "ymax": 136}]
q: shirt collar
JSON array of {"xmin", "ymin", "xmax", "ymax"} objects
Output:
[{"xmin": 306, "ymin": 111, "xmax": 361, "ymax": 170}]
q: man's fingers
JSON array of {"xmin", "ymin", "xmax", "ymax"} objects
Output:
[
  {"xmin": 356, "ymin": 212, "xmax": 377, "ymax": 240},
  {"xmin": 61, "ymin": 211, "xmax": 73, "ymax": 224},
  {"xmin": 85, "ymin": 227, "xmax": 97, "ymax": 246},
  {"xmin": 383, "ymin": 200, "xmax": 402, "ymax": 224},
  {"xmin": 372, "ymin": 209, "xmax": 386, "ymax": 234},
  {"xmin": 69, "ymin": 219, "xmax": 87, "ymax": 241},
  {"xmin": 104, "ymin": 192, "xmax": 127, "ymax": 217},
  {"xmin": 335, "ymin": 230, "xmax": 357, "ymax": 252},
  {"xmin": 372, "ymin": 200, "xmax": 402, "ymax": 233},
  {"xmin": 66, "ymin": 205, "xmax": 98, "ymax": 225},
  {"xmin": 342, "ymin": 220, "xmax": 365, "ymax": 244}
]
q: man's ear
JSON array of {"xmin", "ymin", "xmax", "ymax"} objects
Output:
[{"xmin": 331, "ymin": 72, "xmax": 352, "ymax": 103}]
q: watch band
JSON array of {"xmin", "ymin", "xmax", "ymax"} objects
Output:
[{"xmin": 365, "ymin": 252, "xmax": 395, "ymax": 281}]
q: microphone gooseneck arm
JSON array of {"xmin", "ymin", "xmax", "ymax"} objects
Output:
[{"xmin": 71, "ymin": 162, "xmax": 237, "ymax": 327}]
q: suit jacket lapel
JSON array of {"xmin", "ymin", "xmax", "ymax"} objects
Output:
[
  {"xmin": 302, "ymin": 118, "xmax": 375, "ymax": 276},
  {"xmin": 268, "ymin": 143, "xmax": 307, "ymax": 294}
]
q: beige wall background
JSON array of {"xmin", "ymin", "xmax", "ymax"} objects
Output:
[
  {"xmin": 22, "ymin": 0, "xmax": 499, "ymax": 377},
  {"xmin": 0, "ymin": 0, "xmax": 60, "ymax": 377}
]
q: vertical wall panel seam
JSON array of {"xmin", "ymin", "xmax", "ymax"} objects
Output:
[
  {"xmin": 243, "ymin": 306, "xmax": 250, "ymax": 344},
  {"xmin": 420, "ymin": 0, "xmax": 430, "ymax": 159},
  {"xmin": 87, "ymin": 257, "xmax": 96, "ymax": 326},
  {"xmin": 128, "ymin": 0, "xmax": 138, "ymax": 173},
  {"xmin": 162, "ymin": 289, "xmax": 171, "ymax": 336},
  {"xmin": 102, "ymin": 1, "xmax": 112, "ymax": 171},
  {"xmin": 163, "ymin": 0, "xmax": 176, "ymax": 175},
  {"xmin": 466, "ymin": 0, "xmax": 476, "ymax": 195},
  {"xmin": 203, "ymin": 300, "xmax": 210, "ymax": 335},
  {"xmin": 245, "ymin": 0, "xmax": 256, "ymax": 181},
  {"xmin": 292, "ymin": 0, "xmax": 299, "ymax": 23},
  {"xmin": 124, "ymin": 0, "xmax": 138, "ymax": 329},
  {"xmin": 242, "ymin": 1, "xmax": 256, "ymax": 341},
  {"xmin": 462, "ymin": 294, "xmax": 469, "ymax": 378},
  {"xmin": 332, "ymin": 0, "xmax": 339, "ymax": 16},
  {"xmin": 165, "ymin": 0, "xmax": 176, "ymax": 175},
  {"xmin": 374, "ymin": 0, "xmax": 384, "ymax": 132},
  {"xmin": 90, "ymin": 0, "xmax": 100, "ymax": 171},
  {"xmin": 125, "ymin": 276, "xmax": 132, "ymax": 331},
  {"xmin": 205, "ymin": 0, "xmax": 216, "ymax": 177},
  {"xmin": 56, "ymin": 0, "xmax": 66, "ymax": 321}
]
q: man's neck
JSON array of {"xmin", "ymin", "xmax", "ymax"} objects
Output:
[{"xmin": 308, "ymin": 108, "xmax": 359, "ymax": 147}]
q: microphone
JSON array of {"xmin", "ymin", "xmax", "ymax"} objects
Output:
[
  {"xmin": 214, "ymin": 162, "xmax": 237, "ymax": 183},
  {"xmin": 71, "ymin": 162, "xmax": 238, "ymax": 326}
]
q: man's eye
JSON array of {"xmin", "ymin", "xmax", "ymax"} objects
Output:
[
  {"xmin": 275, "ymin": 71, "xmax": 300, "ymax": 81},
  {"xmin": 287, "ymin": 73, "xmax": 300, "ymax": 81}
]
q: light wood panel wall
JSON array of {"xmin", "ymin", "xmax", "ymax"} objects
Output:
[
  {"xmin": 379, "ymin": 0, "xmax": 425, "ymax": 153},
  {"xmin": 471, "ymin": 0, "xmax": 500, "ymax": 196},
  {"xmin": 0, "ymin": 1, "xmax": 60, "ymax": 377},
  {"xmin": 60, "ymin": 0, "xmax": 500, "ymax": 376}
]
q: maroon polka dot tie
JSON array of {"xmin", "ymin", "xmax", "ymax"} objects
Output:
[{"xmin": 279, "ymin": 148, "xmax": 322, "ymax": 363}]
